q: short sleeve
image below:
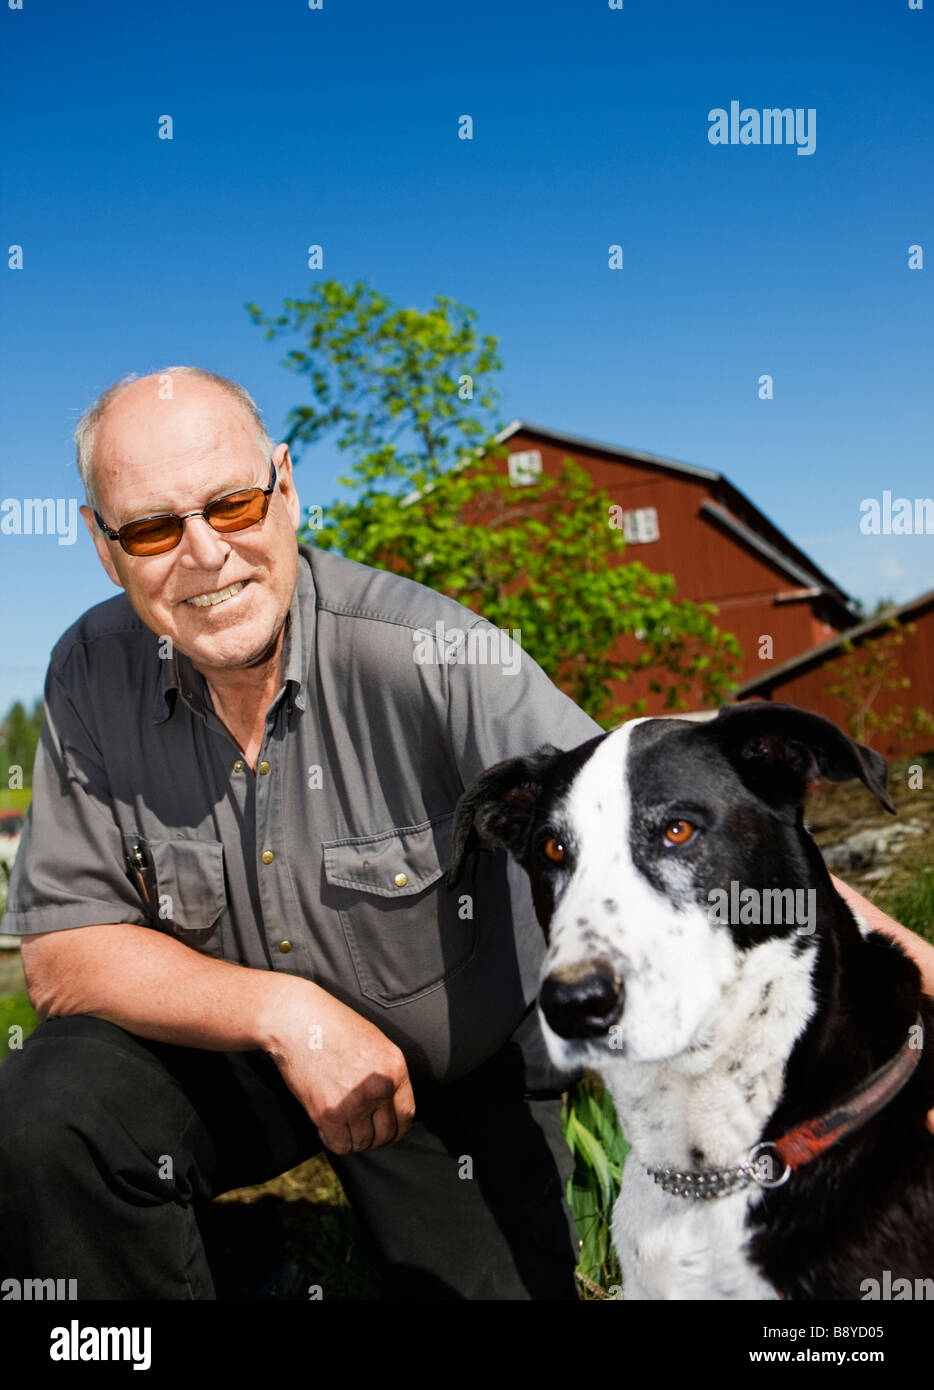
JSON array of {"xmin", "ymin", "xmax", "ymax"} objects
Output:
[{"xmin": 3, "ymin": 667, "xmax": 149, "ymax": 935}]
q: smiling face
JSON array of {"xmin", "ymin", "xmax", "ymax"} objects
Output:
[{"xmin": 80, "ymin": 375, "xmax": 301, "ymax": 679}]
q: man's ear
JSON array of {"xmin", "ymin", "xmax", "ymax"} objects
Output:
[
  {"xmin": 709, "ymin": 701, "xmax": 896, "ymax": 815},
  {"xmin": 448, "ymin": 746, "xmax": 560, "ymax": 886},
  {"xmin": 274, "ymin": 443, "xmax": 302, "ymax": 532},
  {"xmin": 80, "ymin": 504, "xmax": 124, "ymax": 588}
]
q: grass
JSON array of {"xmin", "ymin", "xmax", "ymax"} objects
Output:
[
  {"xmin": 0, "ymin": 990, "xmax": 38, "ymax": 1054},
  {"xmin": 806, "ymin": 752, "xmax": 934, "ymax": 948},
  {"xmin": 563, "ymin": 1077, "xmax": 625, "ymax": 1298},
  {"xmin": 875, "ymin": 862, "xmax": 934, "ymax": 948}
]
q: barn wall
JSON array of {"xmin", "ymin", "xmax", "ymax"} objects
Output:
[
  {"xmin": 739, "ymin": 602, "xmax": 934, "ymax": 760},
  {"xmin": 494, "ymin": 433, "xmax": 849, "ymax": 708}
]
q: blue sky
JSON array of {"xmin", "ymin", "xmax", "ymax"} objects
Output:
[{"xmin": 1, "ymin": 0, "xmax": 932, "ymax": 713}]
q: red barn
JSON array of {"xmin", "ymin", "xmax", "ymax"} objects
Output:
[
  {"xmin": 736, "ymin": 589, "xmax": 934, "ymax": 760},
  {"xmin": 492, "ymin": 422, "xmax": 857, "ymax": 710}
]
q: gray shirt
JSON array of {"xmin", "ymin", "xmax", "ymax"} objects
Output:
[{"xmin": 6, "ymin": 544, "xmax": 601, "ymax": 1083}]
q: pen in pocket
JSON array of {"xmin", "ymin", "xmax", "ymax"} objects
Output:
[{"xmin": 125, "ymin": 842, "xmax": 156, "ymax": 913}]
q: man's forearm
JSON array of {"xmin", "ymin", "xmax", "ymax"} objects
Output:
[{"xmin": 21, "ymin": 922, "xmax": 315, "ymax": 1054}]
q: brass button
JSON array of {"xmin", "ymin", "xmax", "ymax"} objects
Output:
[
  {"xmin": 286, "ymin": 705, "xmax": 293, "ymax": 715},
  {"xmin": 259, "ymin": 761, "xmax": 271, "ymax": 775},
  {"xmin": 233, "ymin": 760, "xmax": 244, "ymax": 772},
  {"xmin": 394, "ymin": 872, "xmax": 408, "ymax": 888},
  {"xmin": 261, "ymin": 850, "xmax": 275, "ymax": 864},
  {"xmin": 278, "ymin": 940, "xmax": 292, "ymax": 954}
]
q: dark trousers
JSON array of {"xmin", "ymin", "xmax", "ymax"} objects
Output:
[{"xmin": 0, "ymin": 1015, "xmax": 578, "ymax": 1300}]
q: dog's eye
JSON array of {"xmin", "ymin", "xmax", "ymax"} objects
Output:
[
  {"xmin": 664, "ymin": 819, "xmax": 695, "ymax": 846},
  {"xmin": 543, "ymin": 837, "xmax": 566, "ymax": 864}
]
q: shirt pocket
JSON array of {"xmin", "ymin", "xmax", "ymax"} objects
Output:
[
  {"xmin": 129, "ymin": 836, "xmax": 227, "ymax": 959},
  {"xmin": 322, "ymin": 813, "xmax": 478, "ymax": 1007}
]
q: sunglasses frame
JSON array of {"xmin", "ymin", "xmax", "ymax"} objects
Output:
[{"xmin": 94, "ymin": 460, "xmax": 277, "ymax": 556}]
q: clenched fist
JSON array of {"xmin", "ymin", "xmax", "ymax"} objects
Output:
[{"xmin": 261, "ymin": 976, "xmax": 416, "ymax": 1154}]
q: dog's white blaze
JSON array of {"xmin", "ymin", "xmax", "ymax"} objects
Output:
[
  {"xmin": 539, "ymin": 717, "xmax": 818, "ymax": 1299},
  {"xmin": 544, "ymin": 720, "xmax": 737, "ymax": 1062}
]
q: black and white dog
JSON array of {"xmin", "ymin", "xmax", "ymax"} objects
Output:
[{"xmin": 450, "ymin": 704, "xmax": 934, "ymax": 1299}]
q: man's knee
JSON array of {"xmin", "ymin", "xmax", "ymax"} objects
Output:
[{"xmin": 0, "ymin": 1015, "xmax": 200, "ymax": 1192}]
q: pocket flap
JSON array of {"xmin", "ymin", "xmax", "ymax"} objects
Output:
[
  {"xmin": 147, "ymin": 837, "xmax": 227, "ymax": 931},
  {"xmin": 323, "ymin": 815, "xmax": 453, "ymax": 899}
]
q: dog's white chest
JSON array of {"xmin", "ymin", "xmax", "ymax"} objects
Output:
[{"xmin": 614, "ymin": 1163, "xmax": 778, "ymax": 1300}]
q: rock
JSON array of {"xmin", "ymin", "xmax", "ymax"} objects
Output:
[{"xmin": 821, "ymin": 820, "xmax": 925, "ymax": 873}]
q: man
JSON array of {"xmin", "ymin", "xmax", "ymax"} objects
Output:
[
  {"xmin": 0, "ymin": 366, "xmax": 603, "ymax": 1300},
  {"xmin": 1, "ymin": 368, "xmax": 930, "ymax": 1300}
]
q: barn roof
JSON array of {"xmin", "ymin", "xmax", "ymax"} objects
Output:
[
  {"xmin": 736, "ymin": 587, "xmax": 934, "ymax": 696},
  {"xmin": 497, "ymin": 420, "xmax": 855, "ymax": 612}
]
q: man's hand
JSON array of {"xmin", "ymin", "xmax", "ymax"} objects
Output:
[{"xmin": 262, "ymin": 979, "xmax": 416, "ymax": 1155}]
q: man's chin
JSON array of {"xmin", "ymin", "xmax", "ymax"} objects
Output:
[
  {"xmin": 177, "ymin": 617, "xmax": 286, "ymax": 678},
  {"xmin": 190, "ymin": 634, "xmax": 282, "ymax": 675}
]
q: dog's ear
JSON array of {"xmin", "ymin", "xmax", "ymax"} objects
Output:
[
  {"xmin": 448, "ymin": 745, "xmax": 560, "ymax": 886},
  {"xmin": 709, "ymin": 702, "xmax": 896, "ymax": 815}
]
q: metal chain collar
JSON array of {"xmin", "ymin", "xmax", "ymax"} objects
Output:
[{"xmin": 646, "ymin": 1142, "xmax": 792, "ymax": 1200}]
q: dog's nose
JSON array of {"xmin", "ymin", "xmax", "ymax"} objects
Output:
[{"xmin": 540, "ymin": 960, "xmax": 624, "ymax": 1039}]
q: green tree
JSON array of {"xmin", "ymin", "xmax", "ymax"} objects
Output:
[
  {"xmin": 850, "ymin": 595, "xmax": 898, "ymax": 621},
  {"xmin": 0, "ymin": 698, "xmax": 43, "ymax": 790},
  {"xmin": 249, "ymin": 279, "xmax": 501, "ymax": 491},
  {"xmin": 250, "ymin": 280, "xmax": 741, "ymax": 724}
]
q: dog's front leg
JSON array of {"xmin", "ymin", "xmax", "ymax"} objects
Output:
[
  {"xmin": 614, "ymin": 1163, "xmax": 733, "ymax": 1300},
  {"xmin": 612, "ymin": 1161, "xmax": 672, "ymax": 1299}
]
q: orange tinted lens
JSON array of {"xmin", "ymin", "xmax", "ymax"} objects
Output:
[
  {"xmin": 120, "ymin": 516, "xmax": 183, "ymax": 555},
  {"xmin": 205, "ymin": 488, "xmax": 267, "ymax": 532}
]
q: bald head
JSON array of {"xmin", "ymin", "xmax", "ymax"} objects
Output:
[{"xmin": 75, "ymin": 368, "xmax": 275, "ymax": 510}]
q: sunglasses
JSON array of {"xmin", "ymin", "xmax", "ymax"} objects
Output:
[{"xmin": 94, "ymin": 461, "xmax": 277, "ymax": 556}]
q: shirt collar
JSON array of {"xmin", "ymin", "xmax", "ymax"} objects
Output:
[
  {"xmin": 152, "ymin": 546, "xmax": 316, "ymax": 724},
  {"xmin": 280, "ymin": 547, "xmax": 316, "ymax": 712},
  {"xmin": 153, "ymin": 648, "xmax": 206, "ymax": 725}
]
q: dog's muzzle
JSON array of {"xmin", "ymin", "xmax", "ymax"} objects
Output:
[{"xmin": 540, "ymin": 959, "xmax": 624, "ymax": 1039}]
